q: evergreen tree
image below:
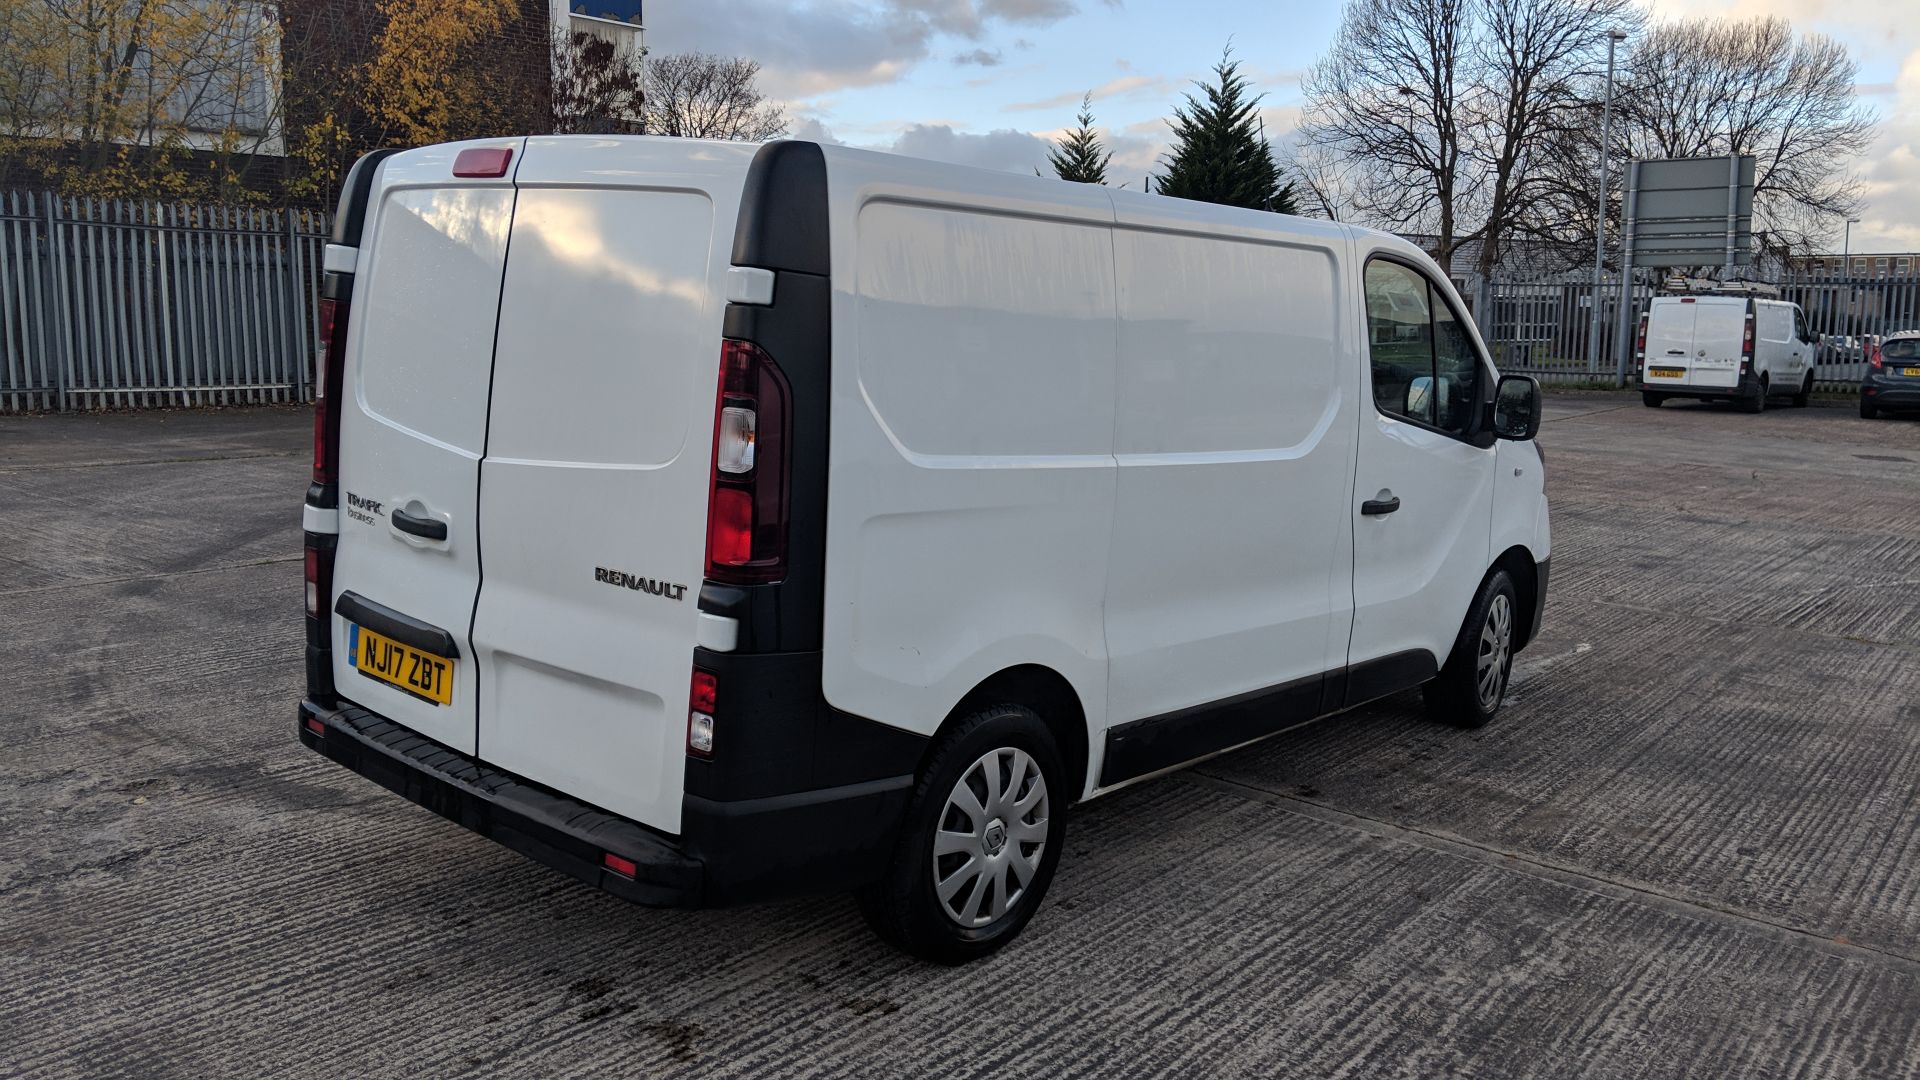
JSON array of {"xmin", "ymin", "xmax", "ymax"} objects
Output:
[
  {"xmin": 1154, "ymin": 48, "xmax": 1299, "ymax": 214},
  {"xmin": 1046, "ymin": 93, "xmax": 1112, "ymax": 184}
]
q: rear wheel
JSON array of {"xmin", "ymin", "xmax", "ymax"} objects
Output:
[
  {"xmin": 1792, "ymin": 373, "xmax": 1813, "ymax": 408},
  {"xmin": 1641, "ymin": 391, "xmax": 1664, "ymax": 408},
  {"xmin": 1861, "ymin": 397, "xmax": 1878, "ymax": 419},
  {"xmin": 1741, "ymin": 376, "xmax": 1767, "ymax": 414},
  {"xmin": 1424, "ymin": 569, "xmax": 1517, "ymax": 730},
  {"xmin": 858, "ymin": 704, "xmax": 1066, "ymax": 964}
]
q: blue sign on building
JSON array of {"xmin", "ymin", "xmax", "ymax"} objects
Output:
[{"xmin": 571, "ymin": 1, "xmax": 642, "ymax": 24}]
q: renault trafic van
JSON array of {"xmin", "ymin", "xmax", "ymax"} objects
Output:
[
  {"xmin": 298, "ymin": 137, "xmax": 1551, "ymax": 962},
  {"xmin": 1638, "ymin": 292, "xmax": 1817, "ymax": 412}
]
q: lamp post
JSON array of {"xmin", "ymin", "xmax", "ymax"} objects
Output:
[
  {"xmin": 1586, "ymin": 29, "xmax": 1628, "ymax": 374},
  {"xmin": 1843, "ymin": 217, "xmax": 1860, "ymax": 274}
]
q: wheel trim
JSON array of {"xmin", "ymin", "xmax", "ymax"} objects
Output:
[
  {"xmin": 932, "ymin": 747, "xmax": 1049, "ymax": 929},
  {"xmin": 1475, "ymin": 593, "xmax": 1513, "ymax": 709}
]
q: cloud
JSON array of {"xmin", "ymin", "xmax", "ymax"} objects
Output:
[
  {"xmin": 1007, "ymin": 74, "xmax": 1175, "ymax": 112},
  {"xmin": 1851, "ymin": 46, "xmax": 1920, "ymax": 250},
  {"xmin": 641, "ymin": 0, "xmax": 1084, "ymax": 99},
  {"xmin": 954, "ymin": 47, "xmax": 1004, "ymax": 66},
  {"xmin": 888, "ymin": 123, "xmax": 1058, "ymax": 173}
]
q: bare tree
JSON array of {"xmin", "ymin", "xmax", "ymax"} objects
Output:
[
  {"xmin": 551, "ymin": 28, "xmax": 642, "ymax": 135},
  {"xmin": 1299, "ymin": 0, "xmax": 1472, "ymax": 268},
  {"xmin": 1465, "ymin": 0, "xmax": 1640, "ymax": 290},
  {"xmin": 1614, "ymin": 17, "xmax": 1872, "ymax": 250},
  {"xmin": 1301, "ymin": 0, "xmax": 1637, "ymax": 284},
  {"xmin": 642, "ymin": 52, "xmax": 787, "ymax": 141}
]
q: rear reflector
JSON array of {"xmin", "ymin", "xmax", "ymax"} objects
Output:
[
  {"xmin": 688, "ymin": 668, "xmax": 718, "ymax": 758},
  {"xmin": 603, "ymin": 852, "xmax": 638, "ymax": 878},
  {"xmin": 304, "ymin": 716, "xmax": 326, "ymax": 737},
  {"xmin": 453, "ymin": 147, "xmax": 513, "ymax": 178}
]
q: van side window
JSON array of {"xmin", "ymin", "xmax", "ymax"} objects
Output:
[
  {"xmin": 1365, "ymin": 260, "xmax": 1481, "ymax": 435},
  {"xmin": 1364, "ymin": 261, "xmax": 1437, "ymax": 425}
]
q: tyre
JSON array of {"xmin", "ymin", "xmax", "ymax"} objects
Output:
[
  {"xmin": 1740, "ymin": 376, "xmax": 1767, "ymax": 414},
  {"xmin": 1861, "ymin": 397, "xmax": 1878, "ymax": 419},
  {"xmin": 858, "ymin": 704, "xmax": 1066, "ymax": 964},
  {"xmin": 1424, "ymin": 569, "xmax": 1518, "ymax": 730},
  {"xmin": 1641, "ymin": 391, "xmax": 1664, "ymax": 408},
  {"xmin": 1791, "ymin": 373, "xmax": 1812, "ymax": 408}
]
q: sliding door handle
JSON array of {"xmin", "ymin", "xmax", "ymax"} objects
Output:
[{"xmin": 1361, "ymin": 496, "xmax": 1401, "ymax": 516}]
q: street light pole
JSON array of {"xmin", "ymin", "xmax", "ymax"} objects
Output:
[
  {"xmin": 1586, "ymin": 30, "xmax": 1627, "ymax": 374},
  {"xmin": 1843, "ymin": 217, "xmax": 1859, "ymax": 273}
]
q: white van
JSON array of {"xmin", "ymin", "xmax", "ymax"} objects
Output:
[
  {"xmin": 1638, "ymin": 294, "xmax": 1817, "ymax": 411},
  {"xmin": 298, "ymin": 137, "xmax": 1551, "ymax": 962}
]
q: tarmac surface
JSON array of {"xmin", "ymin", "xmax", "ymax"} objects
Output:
[{"xmin": 2, "ymin": 394, "xmax": 1918, "ymax": 1078}]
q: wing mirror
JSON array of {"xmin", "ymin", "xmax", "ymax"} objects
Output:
[{"xmin": 1493, "ymin": 374, "xmax": 1541, "ymax": 441}]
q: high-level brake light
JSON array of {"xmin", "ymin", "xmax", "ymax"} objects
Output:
[{"xmin": 452, "ymin": 147, "xmax": 513, "ymax": 178}]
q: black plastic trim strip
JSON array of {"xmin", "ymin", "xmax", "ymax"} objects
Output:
[
  {"xmin": 1343, "ymin": 649, "xmax": 1440, "ymax": 709},
  {"xmin": 330, "ymin": 148, "xmax": 401, "ymax": 247},
  {"xmin": 1098, "ymin": 648, "xmax": 1442, "ymax": 787},
  {"xmin": 333, "ymin": 590, "xmax": 459, "ymax": 658},
  {"xmin": 702, "ymin": 140, "xmax": 833, "ymax": 654},
  {"xmin": 1101, "ymin": 672, "xmax": 1326, "ymax": 787},
  {"xmin": 1525, "ymin": 557, "xmax": 1550, "ymax": 653},
  {"xmin": 730, "ymin": 140, "xmax": 829, "ymax": 275}
]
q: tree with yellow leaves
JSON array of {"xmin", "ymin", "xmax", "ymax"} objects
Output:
[{"xmin": 0, "ymin": 0, "xmax": 283, "ymax": 200}]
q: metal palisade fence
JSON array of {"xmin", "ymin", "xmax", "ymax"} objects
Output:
[
  {"xmin": 1486, "ymin": 275, "xmax": 1920, "ymax": 392},
  {"xmin": 0, "ymin": 191, "xmax": 331, "ymax": 413}
]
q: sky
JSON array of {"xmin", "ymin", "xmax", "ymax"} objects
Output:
[{"xmin": 643, "ymin": 0, "xmax": 1920, "ymax": 255}]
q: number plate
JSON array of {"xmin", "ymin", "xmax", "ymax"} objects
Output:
[
  {"xmin": 1648, "ymin": 367, "xmax": 1686, "ymax": 378},
  {"xmin": 349, "ymin": 623, "xmax": 454, "ymax": 705},
  {"xmin": 1902, "ymin": 367, "xmax": 1920, "ymax": 377}
]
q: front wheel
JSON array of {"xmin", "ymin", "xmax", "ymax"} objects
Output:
[
  {"xmin": 858, "ymin": 705, "xmax": 1066, "ymax": 964},
  {"xmin": 1424, "ymin": 569, "xmax": 1518, "ymax": 729}
]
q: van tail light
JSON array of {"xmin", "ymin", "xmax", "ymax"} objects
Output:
[
  {"xmin": 1634, "ymin": 313, "xmax": 1647, "ymax": 374},
  {"xmin": 304, "ymin": 546, "xmax": 328, "ymax": 617},
  {"xmin": 688, "ymin": 668, "xmax": 718, "ymax": 757},
  {"xmin": 312, "ymin": 296, "xmax": 349, "ymax": 485},
  {"xmin": 1741, "ymin": 314, "xmax": 1755, "ymax": 361},
  {"xmin": 705, "ymin": 339, "xmax": 791, "ymax": 584}
]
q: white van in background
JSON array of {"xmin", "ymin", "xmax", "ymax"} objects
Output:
[
  {"xmin": 1638, "ymin": 293, "xmax": 1817, "ymax": 412},
  {"xmin": 298, "ymin": 137, "xmax": 1551, "ymax": 962}
]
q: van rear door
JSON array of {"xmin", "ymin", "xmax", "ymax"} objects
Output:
[
  {"xmin": 1689, "ymin": 298, "xmax": 1746, "ymax": 389},
  {"xmin": 467, "ymin": 138, "xmax": 757, "ymax": 834},
  {"xmin": 328, "ymin": 140, "xmax": 522, "ymax": 755},
  {"xmin": 1643, "ymin": 299, "xmax": 1696, "ymax": 389}
]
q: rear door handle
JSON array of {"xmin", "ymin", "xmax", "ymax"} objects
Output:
[
  {"xmin": 391, "ymin": 507, "xmax": 447, "ymax": 541},
  {"xmin": 1361, "ymin": 496, "xmax": 1401, "ymax": 516}
]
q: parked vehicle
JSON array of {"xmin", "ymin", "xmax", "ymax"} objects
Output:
[
  {"xmin": 1638, "ymin": 293, "xmax": 1816, "ymax": 412},
  {"xmin": 297, "ymin": 136, "xmax": 1551, "ymax": 962},
  {"xmin": 1861, "ymin": 331, "xmax": 1920, "ymax": 418}
]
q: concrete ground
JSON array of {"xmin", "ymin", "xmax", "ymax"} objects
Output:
[{"xmin": 2, "ymin": 395, "xmax": 1917, "ymax": 1078}]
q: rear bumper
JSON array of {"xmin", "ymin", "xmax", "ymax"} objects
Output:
[
  {"xmin": 1862, "ymin": 377, "xmax": 1920, "ymax": 409},
  {"xmin": 299, "ymin": 696, "xmax": 914, "ymax": 908},
  {"xmin": 1640, "ymin": 373, "xmax": 1752, "ymax": 400}
]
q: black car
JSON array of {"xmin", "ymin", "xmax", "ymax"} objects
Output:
[{"xmin": 1861, "ymin": 332, "xmax": 1920, "ymax": 418}]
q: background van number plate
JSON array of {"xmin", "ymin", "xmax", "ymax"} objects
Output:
[{"xmin": 349, "ymin": 623, "xmax": 453, "ymax": 705}]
